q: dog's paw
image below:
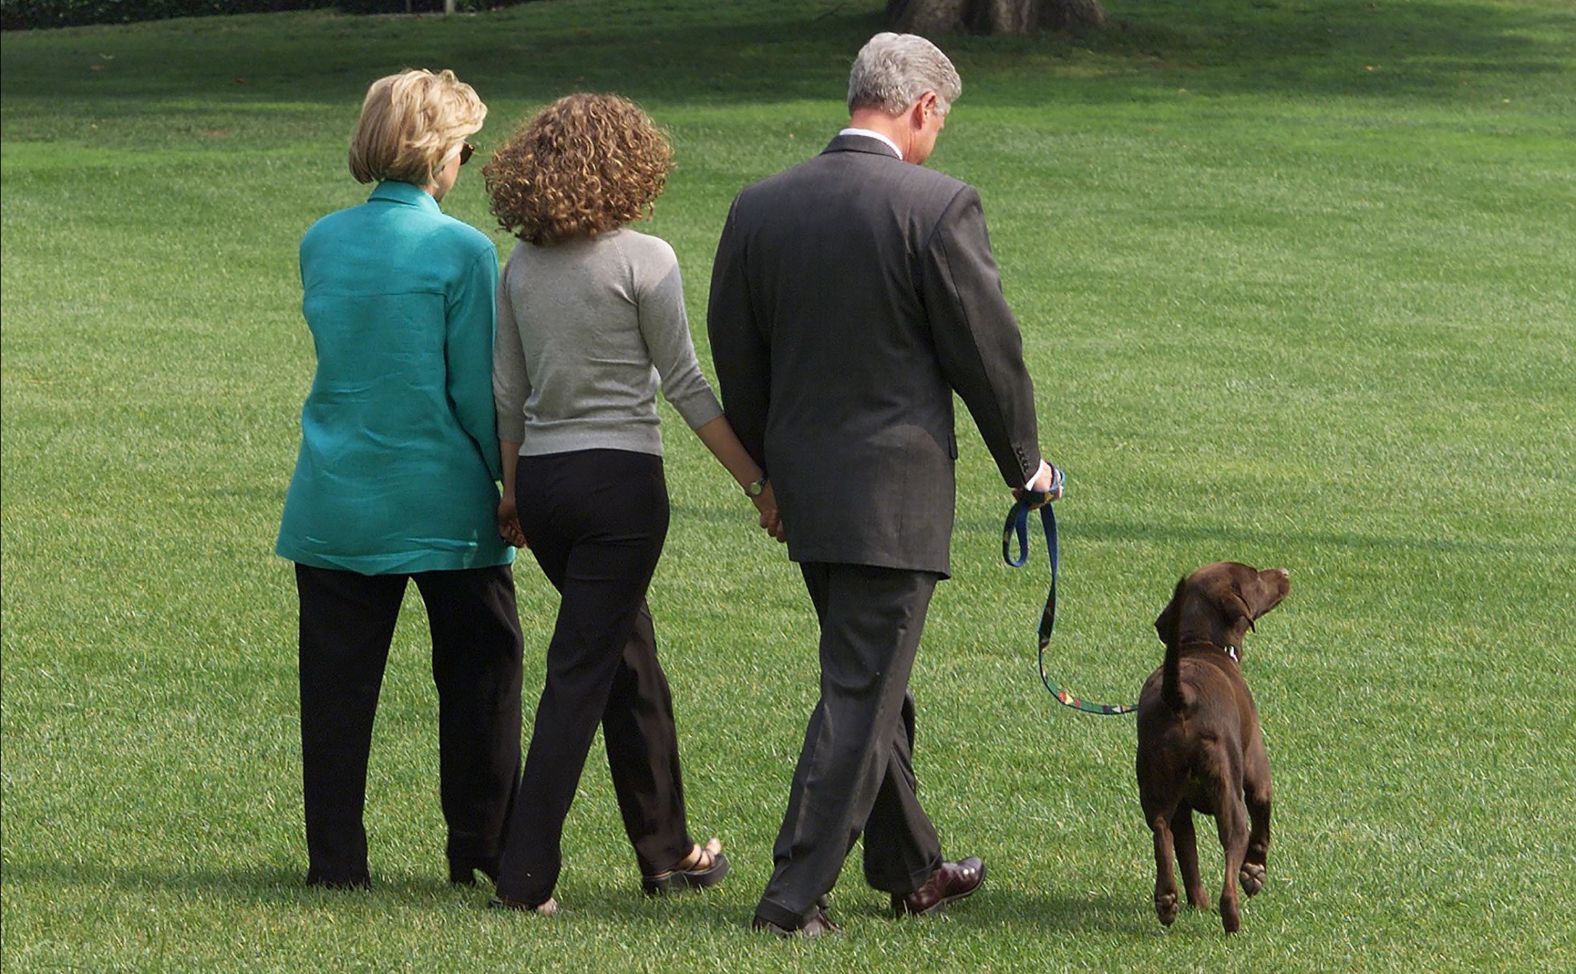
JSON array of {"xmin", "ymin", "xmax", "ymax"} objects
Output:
[
  {"xmin": 1154, "ymin": 891, "xmax": 1179, "ymax": 926},
  {"xmin": 1239, "ymin": 862, "xmax": 1266, "ymax": 897},
  {"xmin": 1220, "ymin": 899, "xmax": 1241, "ymax": 934}
]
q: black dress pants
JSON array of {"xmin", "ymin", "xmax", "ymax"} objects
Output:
[
  {"xmin": 754, "ymin": 561, "xmax": 945, "ymax": 929},
  {"xmin": 495, "ymin": 449, "xmax": 693, "ymax": 905},
  {"xmin": 295, "ymin": 562, "xmax": 524, "ymax": 887}
]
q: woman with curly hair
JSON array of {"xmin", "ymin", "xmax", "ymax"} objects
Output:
[{"xmin": 484, "ymin": 93, "xmax": 780, "ymax": 915}]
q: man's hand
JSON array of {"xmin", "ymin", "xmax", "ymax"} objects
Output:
[
  {"xmin": 751, "ymin": 481, "xmax": 788, "ymax": 543},
  {"xmin": 1015, "ymin": 460, "xmax": 1064, "ymax": 509}
]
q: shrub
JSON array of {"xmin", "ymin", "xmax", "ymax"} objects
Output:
[
  {"xmin": 333, "ymin": 0, "xmax": 517, "ymax": 13},
  {"xmin": 1, "ymin": 0, "xmax": 534, "ymax": 31}
]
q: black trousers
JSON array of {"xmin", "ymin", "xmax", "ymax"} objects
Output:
[
  {"xmin": 495, "ymin": 449, "xmax": 693, "ymax": 905},
  {"xmin": 295, "ymin": 563, "xmax": 524, "ymax": 887},
  {"xmin": 755, "ymin": 562, "xmax": 945, "ymax": 929}
]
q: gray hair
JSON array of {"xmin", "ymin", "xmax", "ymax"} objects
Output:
[{"xmin": 847, "ymin": 32, "xmax": 962, "ymax": 116}]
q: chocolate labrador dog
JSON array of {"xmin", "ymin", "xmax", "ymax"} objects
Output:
[{"xmin": 1136, "ymin": 562, "xmax": 1290, "ymax": 933}]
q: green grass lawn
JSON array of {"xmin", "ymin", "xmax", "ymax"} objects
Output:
[{"xmin": 3, "ymin": 0, "xmax": 1573, "ymax": 970}]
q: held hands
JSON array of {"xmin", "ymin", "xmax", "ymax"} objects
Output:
[
  {"xmin": 496, "ymin": 493, "xmax": 528, "ymax": 549},
  {"xmin": 750, "ymin": 481, "xmax": 788, "ymax": 544}
]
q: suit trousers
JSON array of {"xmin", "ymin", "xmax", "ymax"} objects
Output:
[
  {"xmin": 755, "ymin": 562, "xmax": 945, "ymax": 928},
  {"xmin": 295, "ymin": 562, "xmax": 524, "ymax": 887},
  {"xmin": 495, "ymin": 449, "xmax": 693, "ymax": 905}
]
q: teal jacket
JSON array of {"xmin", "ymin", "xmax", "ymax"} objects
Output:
[{"xmin": 277, "ymin": 181, "xmax": 512, "ymax": 574}]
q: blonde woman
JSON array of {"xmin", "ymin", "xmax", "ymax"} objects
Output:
[
  {"xmin": 484, "ymin": 93, "xmax": 779, "ymax": 914},
  {"xmin": 277, "ymin": 69, "xmax": 522, "ymax": 890}
]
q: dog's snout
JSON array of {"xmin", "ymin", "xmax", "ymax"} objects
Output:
[{"xmin": 1274, "ymin": 568, "xmax": 1289, "ymax": 580}]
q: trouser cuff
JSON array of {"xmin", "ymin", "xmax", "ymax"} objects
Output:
[
  {"xmin": 754, "ymin": 895, "xmax": 818, "ymax": 930},
  {"xmin": 869, "ymin": 854, "xmax": 944, "ymax": 897}
]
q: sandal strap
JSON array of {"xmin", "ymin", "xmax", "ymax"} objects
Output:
[{"xmin": 656, "ymin": 839, "xmax": 723, "ymax": 878}]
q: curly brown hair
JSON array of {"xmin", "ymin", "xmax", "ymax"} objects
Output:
[{"xmin": 484, "ymin": 93, "xmax": 674, "ymax": 245}]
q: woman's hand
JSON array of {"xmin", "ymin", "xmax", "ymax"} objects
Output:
[
  {"xmin": 689, "ymin": 416, "xmax": 786, "ymax": 543},
  {"xmin": 497, "ymin": 494, "xmax": 528, "ymax": 549},
  {"xmin": 751, "ymin": 482, "xmax": 788, "ymax": 543}
]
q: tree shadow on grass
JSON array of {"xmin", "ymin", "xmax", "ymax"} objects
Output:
[
  {"xmin": 0, "ymin": 5, "xmax": 883, "ymax": 107},
  {"xmin": 1038, "ymin": 0, "xmax": 1576, "ymax": 103},
  {"xmin": 1, "ymin": 0, "xmax": 1568, "ymax": 111}
]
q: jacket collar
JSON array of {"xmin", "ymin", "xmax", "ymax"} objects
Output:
[
  {"xmin": 368, "ymin": 180, "xmax": 440, "ymax": 211},
  {"xmin": 822, "ymin": 133, "xmax": 906, "ymax": 160}
]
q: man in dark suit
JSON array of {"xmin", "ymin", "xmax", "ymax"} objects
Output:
[{"xmin": 707, "ymin": 32, "xmax": 1063, "ymax": 937}]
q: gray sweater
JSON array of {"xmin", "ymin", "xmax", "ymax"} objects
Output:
[{"xmin": 493, "ymin": 228, "xmax": 723, "ymax": 458}]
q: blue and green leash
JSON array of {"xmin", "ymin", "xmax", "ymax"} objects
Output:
[{"xmin": 1002, "ymin": 471, "xmax": 1137, "ymax": 717}]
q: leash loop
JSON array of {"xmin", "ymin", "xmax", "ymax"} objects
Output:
[{"xmin": 1003, "ymin": 488, "xmax": 1137, "ymax": 717}]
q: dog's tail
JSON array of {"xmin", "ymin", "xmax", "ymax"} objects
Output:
[
  {"xmin": 1161, "ymin": 637, "xmax": 1186, "ymax": 712},
  {"xmin": 1155, "ymin": 576, "xmax": 1188, "ymax": 712}
]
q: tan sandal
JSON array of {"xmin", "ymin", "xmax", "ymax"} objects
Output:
[{"xmin": 641, "ymin": 837, "xmax": 730, "ymax": 895}]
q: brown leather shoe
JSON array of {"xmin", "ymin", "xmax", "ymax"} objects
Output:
[
  {"xmin": 752, "ymin": 909, "xmax": 841, "ymax": 938},
  {"xmin": 892, "ymin": 857, "xmax": 986, "ymax": 916}
]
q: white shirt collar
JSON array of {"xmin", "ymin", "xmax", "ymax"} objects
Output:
[{"xmin": 838, "ymin": 127, "xmax": 902, "ymax": 159}]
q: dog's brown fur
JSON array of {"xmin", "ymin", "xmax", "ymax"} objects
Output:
[{"xmin": 1136, "ymin": 562, "xmax": 1289, "ymax": 933}]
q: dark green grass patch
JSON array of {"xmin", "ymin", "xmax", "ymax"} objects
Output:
[{"xmin": 3, "ymin": 1, "xmax": 1574, "ymax": 971}]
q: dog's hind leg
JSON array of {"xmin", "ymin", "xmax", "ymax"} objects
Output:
[
  {"xmin": 1171, "ymin": 805, "xmax": 1209, "ymax": 909},
  {"xmin": 1149, "ymin": 814, "xmax": 1180, "ymax": 926},
  {"xmin": 1241, "ymin": 773, "xmax": 1271, "ymax": 897},
  {"xmin": 1214, "ymin": 787, "xmax": 1250, "ymax": 934}
]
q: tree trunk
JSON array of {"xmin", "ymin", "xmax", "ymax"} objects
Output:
[
  {"xmin": 1041, "ymin": 0, "xmax": 1107, "ymax": 32},
  {"xmin": 889, "ymin": 0, "xmax": 971, "ymax": 37},
  {"xmin": 977, "ymin": 0, "xmax": 1038, "ymax": 33},
  {"xmin": 890, "ymin": 0, "xmax": 1106, "ymax": 36}
]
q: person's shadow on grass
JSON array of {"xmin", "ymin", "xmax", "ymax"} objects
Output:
[{"xmin": 3, "ymin": 859, "xmax": 1174, "ymax": 937}]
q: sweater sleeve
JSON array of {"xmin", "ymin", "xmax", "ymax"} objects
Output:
[
  {"xmin": 635, "ymin": 241, "xmax": 724, "ymax": 430},
  {"xmin": 447, "ymin": 245, "xmax": 504, "ymax": 482},
  {"xmin": 491, "ymin": 249, "xmax": 531, "ymax": 444}
]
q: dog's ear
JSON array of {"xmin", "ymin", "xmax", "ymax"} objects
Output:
[
  {"xmin": 1154, "ymin": 576, "xmax": 1185, "ymax": 646},
  {"xmin": 1222, "ymin": 590, "xmax": 1256, "ymax": 633}
]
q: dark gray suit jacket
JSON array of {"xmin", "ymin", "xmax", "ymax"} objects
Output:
[{"xmin": 707, "ymin": 134, "xmax": 1042, "ymax": 576}]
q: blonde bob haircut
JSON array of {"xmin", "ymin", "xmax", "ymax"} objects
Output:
[
  {"xmin": 348, "ymin": 68, "xmax": 487, "ymax": 186},
  {"xmin": 484, "ymin": 93, "xmax": 673, "ymax": 245}
]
